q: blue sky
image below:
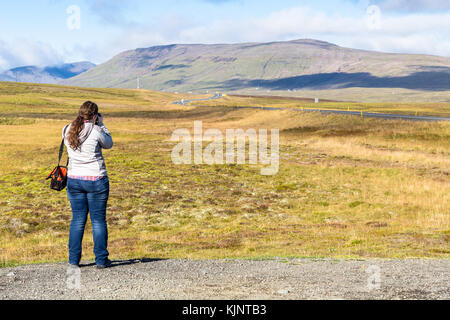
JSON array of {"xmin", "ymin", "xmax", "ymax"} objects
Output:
[{"xmin": 0, "ymin": 0, "xmax": 449, "ymax": 70}]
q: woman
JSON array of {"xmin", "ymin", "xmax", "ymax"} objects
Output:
[{"xmin": 63, "ymin": 101, "xmax": 113, "ymax": 268}]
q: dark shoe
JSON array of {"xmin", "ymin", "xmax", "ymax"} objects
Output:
[{"xmin": 96, "ymin": 259, "xmax": 112, "ymax": 269}]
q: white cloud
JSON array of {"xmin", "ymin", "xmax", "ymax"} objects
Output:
[
  {"xmin": 106, "ymin": 5, "xmax": 450, "ymax": 57},
  {"xmin": 0, "ymin": 39, "xmax": 64, "ymax": 70},
  {"xmin": 105, "ymin": 12, "xmax": 199, "ymax": 55},
  {"xmin": 337, "ymin": 32, "xmax": 450, "ymax": 57}
]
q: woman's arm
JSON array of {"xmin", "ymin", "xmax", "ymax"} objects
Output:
[{"xmin": 95, "ymin": 116, "xmax": 113, "ymax": 149}]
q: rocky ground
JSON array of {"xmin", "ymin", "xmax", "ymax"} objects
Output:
[{"xmin": 1, "ymin": 258, "xmax": 448, "ymax": 300}]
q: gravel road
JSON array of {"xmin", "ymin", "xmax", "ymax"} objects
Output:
[{"xmin": 1, "ymin": 258, "xmax": 448, "ymax": 300}]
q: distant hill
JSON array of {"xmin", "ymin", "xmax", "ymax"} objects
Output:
[
  {"xmin": 0, "ymin": 62, "xmax": 96, "ymax": 84},
  {"xmin": 62, "ymin": 39, "xmax": 450, "ymax": 92}
]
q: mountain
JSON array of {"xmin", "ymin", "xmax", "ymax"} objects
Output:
[
  {"xmin": 62, "ymin": 39, "xmax": 450, "ymax": 92},
  {"xmin": 0, "ymin": 62, "xmax": 96, "ymax": 84}
]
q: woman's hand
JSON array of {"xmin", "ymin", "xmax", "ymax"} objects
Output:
[{"xmin": 97, "ymin": 113, "xmax": 103, "ymax": 125}]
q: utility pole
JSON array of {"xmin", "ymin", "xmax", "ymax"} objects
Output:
[{"xmin": 137, "ymin": 77, "xmax": 140, "ymax": 89}]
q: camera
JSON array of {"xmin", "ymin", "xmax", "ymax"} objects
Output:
[{"xmin": 95, "ymin": 113, "xmax": 102, "ymax": 125}]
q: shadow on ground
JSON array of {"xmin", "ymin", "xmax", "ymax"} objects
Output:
[
  {"xmin": 220, "ymin": 67, "xmax": 450, "ymax": 91},
  {"xmin": 79, "ymin": 258, "xmax": 165, "ymax": 268}
]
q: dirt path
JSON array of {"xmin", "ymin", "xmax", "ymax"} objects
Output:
[{"xmin": 1, "ymin": 258, "xmax": 448, "ymax": 300}]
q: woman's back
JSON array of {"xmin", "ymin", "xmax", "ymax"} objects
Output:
[{"xmin": 62, "ymin": 121, "xmax": 113, "ymax": 177}]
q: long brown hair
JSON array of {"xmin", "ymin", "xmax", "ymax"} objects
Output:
[{"xmin": 67, "ymin": 101, "xmax": 98, "ymax": 150}]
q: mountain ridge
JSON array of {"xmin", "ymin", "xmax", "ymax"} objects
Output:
[
  {"xmin": 61, "ymin": 39, "xmax": 450, "ymax": 92},
  {"xmin": 0, "ymin": 61, "xmax": 96, "ymax": 84}
]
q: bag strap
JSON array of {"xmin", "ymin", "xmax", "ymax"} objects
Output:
[{"xmin": 58, "ymin": 124, "xmax": 69, "ymax": 166}]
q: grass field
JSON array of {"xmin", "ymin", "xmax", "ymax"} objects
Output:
[{"xmin": 0, "ymin": 82, "xmax": 449, "ymax": 267}]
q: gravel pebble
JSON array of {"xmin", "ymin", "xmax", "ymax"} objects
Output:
[{"xmin": 0, "ymin": 258, "xmax": 448, "ymax": 300}]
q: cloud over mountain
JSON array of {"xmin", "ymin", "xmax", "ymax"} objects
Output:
[{"xmin": 0, "ymin": 40, "xmax": 63, "ymax": 71}]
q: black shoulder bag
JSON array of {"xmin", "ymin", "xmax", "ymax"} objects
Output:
[{"xmin": 46, "ymin": 125, "xmax": 69, "ymax": 191}]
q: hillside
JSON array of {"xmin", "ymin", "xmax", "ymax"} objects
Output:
[
  {"xmin": 0, "ymin": 61, "xmax": 95, "ymax": 84},
  {"xmin": 62, "ymin": 39, "xmax": 450, "ymax": 94}
]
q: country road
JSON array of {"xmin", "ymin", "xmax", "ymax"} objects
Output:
[
  {"xmin": 1, "ymin": 258, "xmax": 449, "ymax": 300},
  {"xmin": 172, "ymin": 93, "xmax": 223, "ymax": 105},
  {"xmin": 173, "ymin": 93, "xmax": 450, "ymax": 122},
  {"xmin": 233, "ymin": 105, "xmax": 450, "ymax": 122}
]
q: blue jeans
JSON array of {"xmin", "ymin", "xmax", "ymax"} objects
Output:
[{"xmin": 67, "ymin": 176, "xmax": 110, "ymax": 265}]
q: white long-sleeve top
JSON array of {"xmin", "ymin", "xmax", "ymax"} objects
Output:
[{"xmin": 62, "ymin": 121, "xmax": 113, "ymax": 177}]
